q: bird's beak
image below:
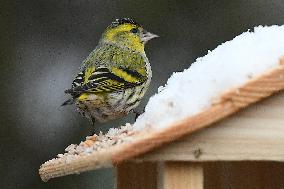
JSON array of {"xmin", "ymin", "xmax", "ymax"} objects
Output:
[{"xmin": 141, "ymin": 30, "xmax": 159, "ymax": 43}]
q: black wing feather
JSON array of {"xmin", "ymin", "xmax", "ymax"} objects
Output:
[{"xmin": 65, "ymin": 67, "xmax": 143, "ymax": 96}]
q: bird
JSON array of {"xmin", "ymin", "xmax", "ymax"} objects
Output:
[{"xmin": 62, "ymin": 18, "xmax": 158, "ymax": 124}]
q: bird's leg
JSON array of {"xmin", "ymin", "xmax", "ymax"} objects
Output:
[
  {"xmin": 133, "ymin": 108, "xmax": 145, "ymax": 121},
  {"xmin": 90, "ymin": 117, "xmax": 96, "ymax": 135}
]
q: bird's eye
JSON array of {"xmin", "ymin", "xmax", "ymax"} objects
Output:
[{"xmin": 130, "ymin": 28, "xmax": 138, "ymax": 34}]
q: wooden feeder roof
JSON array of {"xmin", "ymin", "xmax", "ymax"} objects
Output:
[{"xmin": 39, "ymin": 58, "xmax": 284, "ymax": 182}]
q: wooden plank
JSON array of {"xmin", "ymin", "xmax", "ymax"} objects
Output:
[
  {"xmin": 163, "ymin": 162, "xmax": 203, "ymax": 189},
  {"xmin": 135, "ymin": 92, "xmax": 284, "ymax": 162},
  {"xmin": 116, "ymin": 162, "xmax": 157, "ymax": 189},
  {"xmin": 204, "ymin": 162, "xmax": 284, "ymax": 189}
]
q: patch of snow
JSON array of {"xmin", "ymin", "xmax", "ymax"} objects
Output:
[{"xmin": 134, "ymin": 25, "xmax": 284, "ymax": 129}]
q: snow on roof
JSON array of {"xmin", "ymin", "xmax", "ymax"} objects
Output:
[{"xmin": 134, "ymin": 25, "xmax": 284, "ymax": 129}]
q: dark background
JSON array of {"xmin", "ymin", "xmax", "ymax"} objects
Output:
[{"xmin": 1, "ymin": 0, "xmax": 284, "ymax": 189}]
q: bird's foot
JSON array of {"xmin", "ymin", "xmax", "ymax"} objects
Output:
[
  {"xmin": 90, "ymin": 117, "xmax": 96, "ymax": 135},
  {"xmin": 132, "ymin": 109, "xmax": 144, "ymax": 121}
]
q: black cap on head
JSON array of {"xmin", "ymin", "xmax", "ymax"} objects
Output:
[{"xmin": 109, "ymin": 18, "xmax": 141, "ymax": 28}]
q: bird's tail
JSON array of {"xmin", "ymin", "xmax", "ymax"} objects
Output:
[{"xmin": 61, "ymin": 98, "xmax": 76, "ymax": 106}]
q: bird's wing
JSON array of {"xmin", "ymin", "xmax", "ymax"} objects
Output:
[
  {"xmin": 71, "ymin": 71, "xmax": 85, "ymax": 88},
  {"xmin": 65, "ymin": 66, "xmax": 146, "ymax": 95}
]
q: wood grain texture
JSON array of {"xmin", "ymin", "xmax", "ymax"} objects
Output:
[
  {"xmin": 39, "ymin": 62, "xmax": 284, "ymax": 181},
  {"xmin": 163, "ymin": 162, "xmax": 204, "ymax": 189},
  {"xmin": 116, "ymin": 162, "xmax": 157, "ymax": 189},
  {"xmin": 204, "ymin": 162, "xmax": 284, "ymax": 189},
  {"xmin": 39, "ymin": 150, "xmax": 114, "ymax": 182}
]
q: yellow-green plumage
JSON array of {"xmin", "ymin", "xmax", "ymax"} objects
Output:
[{"xmin": 63, "ymin": 18, "xmax": 158, "ymax": 123}]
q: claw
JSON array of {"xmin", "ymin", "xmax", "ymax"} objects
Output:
[{"xmin": 133, "ymin": 109, "xmax": 144, "ymax": 121}]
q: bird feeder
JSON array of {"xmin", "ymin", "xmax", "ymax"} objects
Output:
[{"xmin": 39, "ymin": 26, "xmax": 284, "ymax": 188}]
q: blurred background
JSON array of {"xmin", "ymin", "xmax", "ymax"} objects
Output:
[{"xmin": 1, "ymin": 0, "xmax": 284, "ymax": 188}]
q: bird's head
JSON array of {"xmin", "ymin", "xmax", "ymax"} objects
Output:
[{"xmin": 101, "ymin": 18, "xmax": 158, "ymax": 53}]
